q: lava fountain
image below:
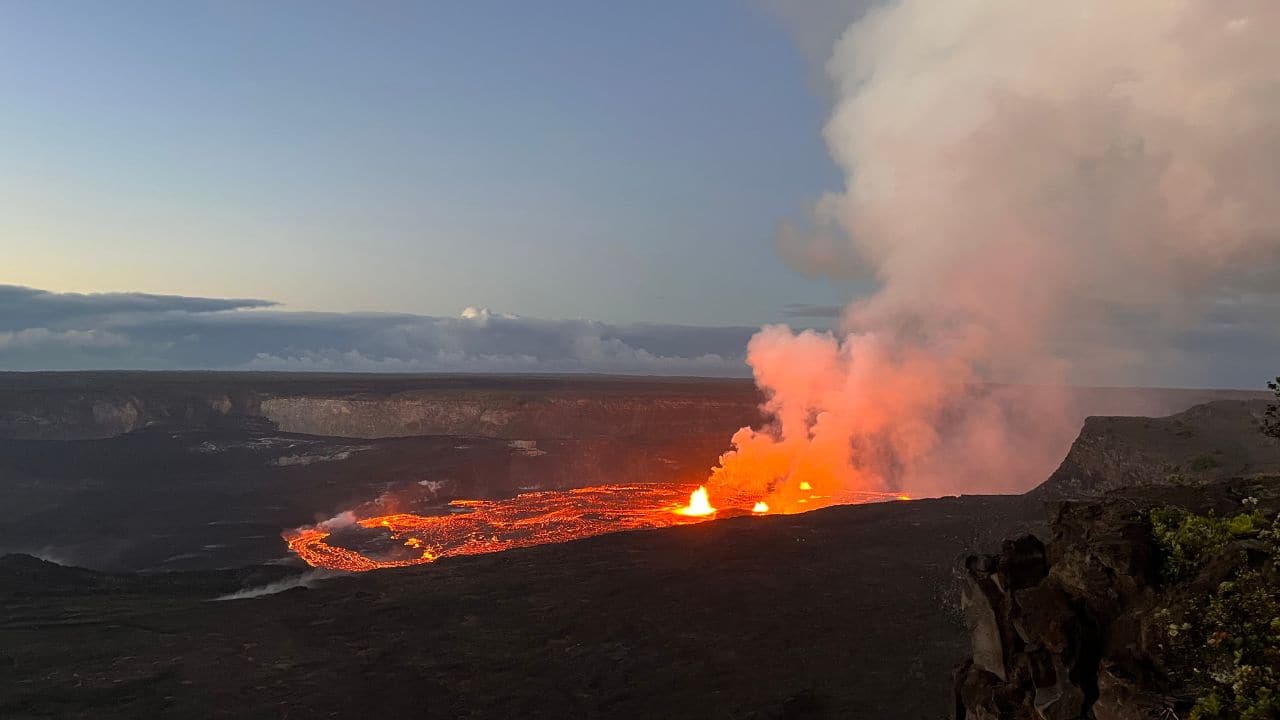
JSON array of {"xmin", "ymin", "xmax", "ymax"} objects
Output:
[{"xmin": 674, "ymin": 486, "xmax": 715, "ymax": 517}]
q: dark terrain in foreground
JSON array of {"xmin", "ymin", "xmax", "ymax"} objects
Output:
[{"xmin": 2, "ymin": 494, "xmax": 1042, "ymax": 720}]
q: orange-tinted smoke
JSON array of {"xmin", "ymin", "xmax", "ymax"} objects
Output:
[{"xmin": 710, "ymin": 0, "xmax": 1280, "ymax": 505}]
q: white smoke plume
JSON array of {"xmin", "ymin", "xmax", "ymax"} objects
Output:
[
  {"xmin": 213, "ymin": 570, "xmax": 341, "ymax": 601},
  {"xmin": 711, "ymin": 0, "xmax": 1280, "ymax": 502}
]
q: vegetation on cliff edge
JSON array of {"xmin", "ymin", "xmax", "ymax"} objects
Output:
[
  {"xmin": 1264, "ymin": 377, "xmax": 1280, "ymax": 440},
  {"xmin": 1151, "ymin": 501, "xmax": 1280, "ymax": 720}
]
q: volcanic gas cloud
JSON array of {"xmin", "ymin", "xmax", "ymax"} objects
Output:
[
  {"xmin": 706, "ymin": 0, "xmax": 1280, "ymax": 510},
  {"xmin": 286, "ymin": 1, "xmax": 1280, "ymax": 571}
]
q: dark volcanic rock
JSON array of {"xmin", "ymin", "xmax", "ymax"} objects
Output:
[
  {"xmin": 0, "ymin": 495, "xmax": 1044, "ymax": 720},
  {"xmin": 954, "ymin": 499, "xmax": 1158, "ymax": 720},
  {"xmin": 954, "ymin": 477, "xmax": 1280, "ymax": 720},
  {"xmin": 0, "ymin": 553, "xmax": 104, "ymax": 593},
  {"xmin": 1035, "ymin": 400, "xmax": 1280, "ymax": 498}
]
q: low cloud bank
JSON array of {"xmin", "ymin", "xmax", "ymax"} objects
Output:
[{"xmin": 0, "ymin": 285, "xmax": 753, "ymax": 376}]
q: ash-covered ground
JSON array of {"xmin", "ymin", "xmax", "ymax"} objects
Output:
[{"xmin": 0, "ymin": 373, "xmax": 1270, "ymax": 718}]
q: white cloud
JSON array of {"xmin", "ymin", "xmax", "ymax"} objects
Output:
[
  {"xmin": 0, "ymin": 327, "xmax": 129, "ymax": 350},
  {"xmin": 0, "ymin": 284, "xmax": 752, "ymax": 376}
]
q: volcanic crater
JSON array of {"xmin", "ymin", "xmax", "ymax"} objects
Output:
[{"xmin": 0, "ymin": 373, "xmax": 1272, "ymax": 719}]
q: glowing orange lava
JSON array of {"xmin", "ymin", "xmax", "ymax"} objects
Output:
[
  {"xmin": 285, "ymin": 482, "xmax": 910, "ymax": 572},
  {"xmin": 675, "ymin": 486, "xmax": 715, "ymax": 517}
]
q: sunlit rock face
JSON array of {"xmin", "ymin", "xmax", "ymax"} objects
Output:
[
  {"xmin": 257, "ymin": 393, "xmax": 758, "ymax": 441},
  {"xmin": 0, "ymin": 374, "xmax": 762, "ymax": 441}
]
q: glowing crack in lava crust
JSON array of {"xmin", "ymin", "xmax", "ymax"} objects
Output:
[{"xmin": 285, "ymin": 483, "xmax": 909, "ymax": 572}]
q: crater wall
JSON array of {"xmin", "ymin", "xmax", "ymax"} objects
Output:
[{"xmin": 0, "ymin": 373, "xmax": 762, "ymax": 441}]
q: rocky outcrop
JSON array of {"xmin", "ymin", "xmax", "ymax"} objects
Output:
[
  {"xmin": 954, "ymin": 478, "xmax": 1280, "ymax": 720},
  {"xmin": 1035, "ymin": 400, "xmax": 1280, "ymax": 498},
  {"xmin": 955, "ymin": 500, "xmax": 1166, "ymax": 719}
]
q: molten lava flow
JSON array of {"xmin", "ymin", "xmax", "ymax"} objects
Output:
[
  {"xmin": 285, "ymin": 482, "xmax": 907, "ymax": 572},
  {"xmin": 675, "ymin": 486, "xmax": 715, "ymax": 517},
  {"xmin": 752, "ymin": 501, "xmax": 769, "ymax": 514}
]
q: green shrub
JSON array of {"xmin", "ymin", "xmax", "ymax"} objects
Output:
[
  {"xmin": 1190, "ymin": 454, "xmax": 1222, "ymax": 472},
  {"xmin": 1264, "ymin": 377, "xmax": 1279, "ymax": 440},
  {"xmin": 1151, "ymin": 506, "xmax": 1271, "ymax": 581},
  {"xmin": 1153, "ymin": 504, "xmax": 1280, "ymax": 720},
  {"xmin": 1152, "ymin": 508, "xmax": 1232, "ymax": 581},
  {"xmin": 1186, "ymin": 571, "xmax": 1280, "ymax": 719},
  {"xmin": 1190, "ymin": 693, "xmax": 1222, "ymax": 720}
]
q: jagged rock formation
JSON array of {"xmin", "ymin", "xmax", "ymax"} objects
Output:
[
  {"xmin": 955, "ymin": 478, "xmax": 1280, "ymax": 720},
  {"xmin": 1036, "ymin": 400, "xmax": 1280, "ymax": 498}
]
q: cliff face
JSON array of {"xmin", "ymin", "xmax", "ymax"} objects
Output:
[
  {"xmin": 955, "ymin": 478, "xmax": 1280, "ymax": 720},
  {"xmin": 0, "ymin": 373, "xmax": 761, "ymax": 441},
  {"xmin": 3, "ymin": 373, "xmax": 1269, "ymax": 443},
  {"xmin": 0, "ymin": 391, "xmax": 245, "ymax": 440},
  {"xmin": 1036, "ymin": 400, "xmax": 1280, "ymax": 498},
  {"xmin": 257, "ymin": 394, "xmax": 756, "ymax": 440}
]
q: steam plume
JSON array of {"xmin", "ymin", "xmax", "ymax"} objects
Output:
[{"xmin": 711, "ymin": 0, "xmax": 1280, "ymax": 501}]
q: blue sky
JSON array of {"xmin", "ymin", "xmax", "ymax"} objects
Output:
[
  {"xmin": 1, "ymin": 2, "xmax": 1276, "ymax": 386},
  {"xmin": 0, "ymin": 1, "xmax": 846, "ymax": 326}
]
